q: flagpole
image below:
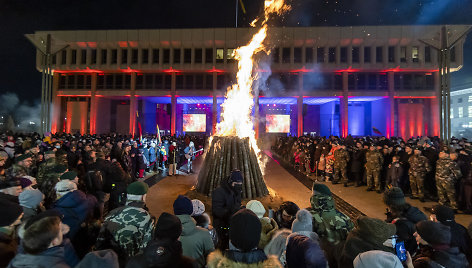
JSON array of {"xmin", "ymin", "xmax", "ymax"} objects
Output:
[{"xmin": 235, "ymin": 0, "xmax": 238, "ymax": 27}]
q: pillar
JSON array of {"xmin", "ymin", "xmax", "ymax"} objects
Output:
[
  {"xmin": 341, "ymin": 71, "xmax": 349, "ymax": 137},
  {"xmin": 388, "ymin": 71, "xmax": 395, "ymax": 137},
  {"xmin": 89, "ymin": 73, "xmax": 97, "ymax": 134},
  {"xmin": 297, "ymin": 73, "xmax": 303, "ymax": 137},
  {"xmin": 433, "ymin": 71, "xmax": 441, "ymax": 137},
  {"xmin": 51, "ymin": 73, "xmax": 61, "ymax": 133},
  {"xmin": 171, "ymin": 72, "xmax": 176, "ymax": 135},
  {"xmin": 129, "ymin": 72, "xmax": 137, "ymax": 136},
  {"xmin": 212, "ymin": 72, "xmax": 217, "ymax": 135}
]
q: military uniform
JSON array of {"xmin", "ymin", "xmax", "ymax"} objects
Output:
[
  {"xmin": 100, "ymin": 201, "xmax": 154, "ymax": 257},
  {"xmin": 408, "ymin": 154, "xmax": 431, "ymax": 199},
  {"xmin": 435, "ymin": 157, "xmax": 461, "ymax": 209},
  {"xmin": 365, "ymin": 149, "xmax": 384, "ymax": 190},
  {"xmin": 37, "ymin": 159, "xmax": 66, "ymax": 207},
  {"xmin": 6, "ymin": 164, "xmax": 30, "ymax": 178},
  {"xmin": 333, "ymin": 147, "xmax": 350, "ymax": 184}
]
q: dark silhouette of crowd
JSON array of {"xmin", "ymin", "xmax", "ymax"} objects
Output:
[{"xmin": 0, "ymin": 131, "xmax": 471, "ymax": 267}]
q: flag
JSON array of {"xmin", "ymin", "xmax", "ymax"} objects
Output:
[
  {"xmin": 372, "ymin": 127, "xmax": 383, "ymax": 136},
  {"xmin": 136, "ymin": 111, "xmax": 142, "ymax": 142},
  {"xmin": 239, "ymin": 0, "xmax": 246, "ymax": 14},
  {"xmin": 156, "ymin": 123, "xmax": 162, "ymax": 144}
]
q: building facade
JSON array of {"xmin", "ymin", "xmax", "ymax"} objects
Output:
[
  {"xmin": 451, "ymin": 87, "xmax": 472, "ymax": 138},
  {"xmin": 30, "ymin": 25, "xmax": 470, "ymax": 138}
]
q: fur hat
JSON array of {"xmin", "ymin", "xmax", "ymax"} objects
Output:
[
  {"xmin": 259, "ymin": 217, "xmax": 279, "ymax": 249},
  {"xmin": 291, "ymin": 209, "xmax": 313, "ymax": 233},
  {"xmin": 246, "ymin": 200, "xmax": 266, "ymax": 218},
  {"xmin": 191, "ymin": 199, "xmax": 205, "ymax": 216}
]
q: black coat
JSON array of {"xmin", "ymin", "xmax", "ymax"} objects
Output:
[
  {"xmin": 388, "ymin": 205, "xmax": 427, "ymax": 255},
  {"xmin": 350, "ymin": 149, "xmax": 365, "ymax": 173},
  {"xmin": 211, "ymin": 178, "xmax": 241, "ymax": 228},
  {"xmin": 442, "ymin": 221, "xmax": 472, "ymax": 261},
  {"xmin": 414, "ymin": 245, "xmax": 468, "ymax": 268}
]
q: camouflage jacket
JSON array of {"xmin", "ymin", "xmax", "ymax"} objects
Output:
[
  {"xmin": 436, "ymin": 158, "xmax": 462, "ymax": 181},
  {"xmin": 334, "ymin": 148, "xmax": 350, "ymax": 167},
  {"xmin": 102, "ymin": 201, "xmax": 155, "ymax": 256},
  {"xmin": 365, "ymin": 150, "xmax": 383, "ymax": 170},
  {"xmin": 37, "ymin": 158, "xmax": 57, "ymax": 185},
  {"xmin": 408, "ymin": 155, "xmax": 431, "ymax": 175},
  {"xmin": 6, "ymin": 164, "xmax": 30, "ymax": 178},
  {"xmin": 308, "ymin": 194, "xmax": 354, "ymax": 245}
]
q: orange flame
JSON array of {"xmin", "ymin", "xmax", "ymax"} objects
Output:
[{"xmin": 214, "ymin": 0, "xmax": 290, "ymax": 171}]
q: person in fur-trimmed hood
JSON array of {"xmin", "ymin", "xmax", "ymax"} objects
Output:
[
  {"xmin": 207, "ymin": 209, "xmax": 282, "ymax": 268},
  {"xmin": 246, "ymin": 200, "xmax": 279, "ymax": 249}
]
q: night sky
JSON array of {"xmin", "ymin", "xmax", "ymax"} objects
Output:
[{"xmin": 1, "ymin": 0, "xmax": 472, "ymax": 103}]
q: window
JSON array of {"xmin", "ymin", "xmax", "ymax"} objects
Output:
[
  {"xmin": 468, "ymin": 106, "xmax": 472, "ymax": 117},
  {"xmin": 458, "ymin": 98, "xmax": 463, "ymax": 103},
  {"xmin": 77, "ymin": 75, "xmax": 84, "ymax": 89},
  {"xmin": 71, "ymin": 50, "xmax": 77, "ymax": 65},
  {"xmin": 459, "ymin": 107, "xmax": 463, "ymax": 118},
  {"xmin": 163, "ymin": 49, "xmax": 170, "ymax": 64},
  {"xmin": 184, "ymin": 49, "xmax": 192, "ymax": 63},
  {"xmin": 173, "ymin": 49, "xmax": 181, "ymax": 64},
  {"xmin": 340, "ymin": 47, "xmax": 347, "ymax": 63},
  {"xmin": 217, "ymin": 74, "xmax": 225, "ymax": 89},
  {"xmin": 80, "ymin": 49, "xmax": 87, "ymax": 64},
  {"xmin": 152, "ymin": 49, "xmax": 159, "ymax": 64},
  {"xmin": 450, "ymin": 47, "xmax": 456, "ymax": 62},
  {"xmin": 115, "ymin": 74, "xmax": 123, "ymax": 89},
  {"xmin": 282, "ymin": 47, "xmax": 291, "ymax": 63},
  {"xmin": 131, "ymin": 49, "xmax": 138, "ymax": 64},
  {"xmin": 164, "ymin": 74, "xmax": 171, "ymax": 88},
  {"xmin": 412, "ymin": 46, "xmax": 419, "ymax": 62},
  {"xmin": 91, "ymin": 49, "xmax": 97, "ymax": 64},
  {"xmin": 154, "ymin": 74, "xmax": 163, "ymax": 89},
  {"xmin": 205, "ymin": 74, "xmax": 213, "ymax": 89},
  {"xmin": 67, "ymin": 75, "xmax": 76, "ymax": 88},
  {"xmin": 121, "ymin": 49, "xmax": 128, "ymax": 64},
  {"xmin": 376, "ymin": 46, "xmax": 383, "ymax": 63},
  {"xmin": 86, "ymin": 75, "xmax": 91, "ymax": 89},
  {"xmin": 194, "ymin": 48, "xmax": 202, "ymax": 63},
  {"xmin": 195, "ymin": 74, "xmax": 204, "ymax": 89},
  {"xmin": 425, "ymin": 46, "xmax": 431, "ymax": 63},
  {"xmin": 101, "ymin": 49, "xmax": 107, "ymax": 64},
  {"xmin": 294, "ymin": 47, "xmax": 302, "ymax": 63},
  {"xmin": 317, "ymin": 47, "xmax": 324, "ymax": 63},
  {"xmin": 450, "ymin": 108, "xmax": 454, "ymax": 118},
  {"xmin": 364, "ymin": 47, "xmax": 371, "ymax": 63},
  {"xmin": 227, "ymin": 48, "xmax": 236, "ymax": 63},
  {"xmin": 124, "ymin": 74, "xmax": 131, "ymax": 89},
  {"xmin": 400, "ymin": 47, "xmax": 407, "ymax": 63},
  {"xmin": 205, "ymin": 48, "xmax": 213, "ymax": 64},
  {"xmin": 61, "ymin": 50, "xmax": 67, "ymax": 65},
  {"xmin": 52, "ymin": 54, "xmax": 56, "ymax": 65},
  {"xmin": 352, "ymin": 47, "xmax": 359, "ymax": 63},
  {"xmin": 185, "ymin": 75, "xmax": 194, "ymax": 89},
  {"xmin": 176, "ymin": 75, "xmax": 184, "ymax": 89},
  {"xmin": 305, "ymin": 47, "xmax": 313, "ymax": 63},
  {"xmin": 142, "ymin": 49, "xmax": 149, "ymax": 64},
  {"xmin": 388, "ymin": 46, "xmax": 395, "ymax": 62},
  {"xmin": 328, "ymin": 47, "xmax": 336, "ymax": 63},
  {"xmin": 272, "ymin": 47, "xmax": 280, "ymax": 63},
  {"xmin": 144, "ymin": 74, "xmax": 153, "ymax": 89},
  {"xmin": 111, "ymin": 49, "xmax": 117, "ymax": 64},
  {"xmin": 216, "ymin": 48, "xmax": 224, "ymax": 63},
  {"xmin": 59, "ymin": 75, "xmax": 66, "ymax": 89},
  {"xmin": 469, "ymin": 96, "xmax": 472, "ymax": 102}
]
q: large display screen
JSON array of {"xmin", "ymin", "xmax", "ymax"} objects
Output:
[
  {"xmin": 266, "ymin": 114, "xmax": 290, "ymax": 133},
  {"xmin": 183, "ymin": 114, "xmax": 206, "ymax": 132}
]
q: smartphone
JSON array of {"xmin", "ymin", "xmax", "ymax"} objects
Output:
[{"xmin": 395, "ymin": 241, "xmax": 407, "ymax": 262}]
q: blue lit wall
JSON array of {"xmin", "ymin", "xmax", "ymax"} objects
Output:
[
  {"xmin": 347, "ymin": 98, "xmax": 388, "ymax": 136},
  {"xmin": 303, "ymin": 105, "xmax": 321, "ymax": 135},
  {"xmin": 371, "ymin": 98, "xmax": 388, "ymax": 136},
  {"xmin": 320, "ymin": 101, "xmax": 340, "ymax": 137}
]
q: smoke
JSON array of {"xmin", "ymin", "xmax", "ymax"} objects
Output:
[{"xmin": 0, "ymin": 92, "xmax": 40, "ymax": 132}]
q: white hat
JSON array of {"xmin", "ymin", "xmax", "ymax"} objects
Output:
[
  {"xmin": 246, "ymin": 200, "xmax": 266, "ymax": 218},
  {"xmin": 55, "ymin": 180, "xmax": 77, "ymax": 194},
  {"xmin": 191, "ymin": 199, "xmax": 205, "ymax": 216}
]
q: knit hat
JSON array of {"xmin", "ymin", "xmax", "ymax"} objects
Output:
[
  {"xmin": 19, "ymin": 189, "xmax": 44, "ymax": 209},
  {"xmin": 229, "ymin": 209, "xmax": 261, "ymax": 251},
  {"xmin": 75, "ymin": 250, "xmax": 119, "ymax": 268},
  {"xmin": 173, "ymin": 195, "xmax": 193, "ymax": 215},
  {"xmin": 416, "ymin": 220, "xmax": 451, "ymax": 246},
  {"xmin": 24, "ymin": 210, "xmax": 63, "ymax": 230},
  {"xmin": 229, "ymin": 170, "xmax": 243, "ymax": 183},
  {"xmin": 312, "ymin": 183, "xmax": 331, "ymax": 196},
  {"xmin": 154, "ymin": 212, "xmax": 182, "ymax": 241},
  {"xmin": 0, "ymin": 198, "xmax": 23, "ymax": 226},
  {"xmin": 353, "ymin": 250, "xmax": 403, "ymax": 268},
  {"xmin": 286, "ymin": 233, "xmax": 327, "ymax": 268},
  {"xmin": 431, "ymin": 205, "xmax": 455, "ymax": 223},
  {"xmin": 383, "ymin": 187, "xmax": 406, "ymax": 207},
  {"xmin": 291, "ymin": 209, "xmax": 313, "ymax": 233},
  {"xmin": 356, "ymin": 216, "xmax": 396, "ymax": 243},
  {"xmin": 191, "ymin": 199, "xmax": 205, "ymax": 216},
  {"xmin": 19, "ymin": 177, "xmax": 33, "ymax": 189},
  {"xmin": 55, "ymin": 180, "xmax": 77, "ymax": 194},
  {"xmin": 246, "ymin": 200, "xmax": 266, "ymax": 218},
  {"xmin": 52, "ymin": 164, "xmax": 67, "ymax": 174},
  {"xmin": 60, "ymin": 171, "xmax": 77, "ymax": 181},
  {"xmin": 126, "ymin": 181, "xmax": 149, "ymax": 195}
]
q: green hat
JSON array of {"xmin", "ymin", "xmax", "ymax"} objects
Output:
[
  {"xmin": 312, "ymin": 183, "xmax": 331, "ymax": 196},
  {"xmin": 60, "ymin": 171, "xmax": 77, "ymax": 181},
  {"xmin": 127, "ymin": 181, "xmax": 149, "ymax": 195},
  {"xmin": 44, "ymin": 150, "xmax": 55, "ymax": 155},
  {"xmin": 52, "ymin": 164, "xmax": 67, "ymax": 174},
  {"xmin": 15, "ymin": 154, "xmax": 31, "ymax": 163}
]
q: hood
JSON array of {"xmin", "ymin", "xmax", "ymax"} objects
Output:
[
  {"xmin": 310, "ymin": 194, "xmax": 335, "ymax": 213},
  {"xmin": 354, "ymin": 216, "xmax": 396, "ymax": 243},
  {"xmin": 9, "ymin": 246, "xmax": 67, "ymax": 268},
  {"xmin": 176, "ymin": 214, "xmax": 197, "ymax": 236},
  {"xmin": 404, "ymin": 206, "xmax": 427, "ymax": 223},
  {"xmin": 207, "ymin": 250, "xmax": 283, "ymax": 268}
]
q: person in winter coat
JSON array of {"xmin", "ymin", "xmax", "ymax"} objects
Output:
[
  {"xmin": 350, "ymin": 143, "xmax": 366, "ymax": 187},
  {"xmin": 107, "ymin": 161, "xmax": 131, "ymax": 210},
  {"xmin": 136, "ymin": 148, "xmax": 147, "ymax": 179},
  {"xmin": 273, "ymin": 201, "xmax": 300, "ymax": 229},
  {"xmin": 173, "ymin": 195, "xmax": 214, "ymax": 267},
  {"xmin": 211, "ymin": 170, "xmax": 243, "ymax": 250},
  {"xmin": 408, "ymin": 220, "xmax": 468, "ymax": 268},
  {"xmin": 386, "ymin": 155, "xmax": 404, "ymax": 188},
  {"xmin": 147, "ymin": 142, "xmax": 157, "ymax": 172},
  {"xmin": 207, "ymin": 209, "xmax": 283, "ymax": 268},
  {"xmin": 126, "ymin": 212, "xmax": 197, "ymax": 268},
  {"xmin": 383, "ymin": 187, "xmax": 427, "ymax": 255},
  {"xmin": 339, "ymin": 216, "xmax": 397, "ymax": 268},
  {"xmin": 246, "ymin": 200, "xmax": 279, "ymax": 249},
  {"xmin": 285, "ymin": 233, "xmax": 327, "ymax": 268},
  {"xmin": 8, "ymin": 215, "xmax": 69, "ymax": 268},
  {"xmin": 19, "ymin": 188, "xmax": 45, "ymax": 222},
  {"xmin": 0, "ymin": 198, "xmax": 23, "ymax": 267},
  {"xmin": 291, "ymin": 209, "xmax": 319, "ymax": 241},
  {"xmin": 169, "ymin": 142, "xmax": 180, "ymax": 176},
  {"xmin": 191, "ymin": 199, "xmax": 218, "ymax": 248},
  {"xmin": 264, "ymin": 229, "xmax": 292, "ymax": 266},
  {"xmin": 429, "ymin": 204, "xmax": 472, "ymax": 262},
  {"xmin": 353, "ymin": 250, "xmax": 403, "ymax": 268}
]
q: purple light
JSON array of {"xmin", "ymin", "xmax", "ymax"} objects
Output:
[
  {"xmin": 348, "ymin": 96, "xmax": 388, "ymax": 102},
  {"xmin": 259, "ymin": 97, "xmax": 297, "ymax": 105},
  {"xmin": 303, "ymin": 97, "xmax": 339, "ymax": 105}
]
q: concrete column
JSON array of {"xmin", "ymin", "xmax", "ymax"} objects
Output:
[
  {"xmin": 51, "ymin": 73, "xmax": 61, "ymax": 133},
  {"xmin": 297, "ymin": 73, "xmax": 303, "ymax": 137},
  {"xmin": 347, "ymin": 45, "xmax": 353, "ymax": 65},
  {"xmin": 360, "ymin": 45, "xmax": 365, "ymax": 65},
  {"xmin": 388, "ymin": 71, "xmax": 395, "ymax": 137},
  {"xmin": 212, "ymin": 72, "xmax": 218, "ymax": 135},
  {"xmin": 341, "ymin": 71, "xmax": 349, "ymax": 137},
  {"xmin": 171, "ymin": 72, "xmax": 177, "ymax": 135},
  {"xmin": 129, "ymin": 73, "xmax": 137, "ymax": 136},
  {"xmin": 434, "ymin": 71, "xmax": 441, "ymax": 137},
  {"xmin": 89, "ymin": 73, "xmax": 98, "ymax": 134},
  {"xmin": 335, "ymin": 46, "xmax": 341, "ymax": 65}
]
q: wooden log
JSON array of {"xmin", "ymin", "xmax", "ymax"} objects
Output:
[{"xmin": 241, "ymin": 138, "xmax": 254, "ymax": 199}]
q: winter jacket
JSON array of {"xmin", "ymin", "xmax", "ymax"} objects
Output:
[
  {"xmin": 126, "ymin": 240, "xmax": 197, "ymax": 268},
  {"xmin": 52, "ymin": 190, "xmax": 97, "ymax": 238},
  {"xmin": 207, "ymin": 249, "xmax": 282, "ymax": 268},
  {"xmin": 388, "ymin": 205, "xmax": 427, "ymax": 255},
  {"xmin": 413, "ymin": 245, "xmax": 469, "ymax": 268},
  {"xmin": 350, "ymin": 149, "xmax": 365, "ymax": 173},
  {"xmin": 7, "ymin": 246, "xmax": 69, "ymax": 268},
  {"xmin": 212, "ymin": 178, "xmax": 242, "ymax": 229},
  {"xmin": 441, "ymin": 220, "xmax": 472, "ymax": 261},
  {"xmin": 386, "ymin": 161, "xmax": 404, "ymax": 187},
  {"xmin": 0, "ymin": 230, "xmax": 17, "ymax": 268},
  {"xmin": 176, "ymin": 214, "xmax": 215, "ymax": 268},
  {"xmin": 258, "ymin": 217, "xmax": 279, "ymax": 249}
]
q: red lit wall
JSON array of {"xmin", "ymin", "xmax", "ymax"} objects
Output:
[
  {"xmin": 66, "ymin": 101, "xmax": 88, "ymax": 134},
  {"xmin": 398, "ymin": 103, "xmax": 424, "ymax": 139}
]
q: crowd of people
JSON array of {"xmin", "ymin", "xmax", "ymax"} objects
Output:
[
  {"xmin": 274, "ymin": 135, "xmax": 472, "ymax": 213},
  {"xmin": 0, "ymin": 131, "xmax": 471, "ymax": 267}
]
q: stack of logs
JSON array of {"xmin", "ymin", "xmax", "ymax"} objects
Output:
[{"xmin": 196, "ymin": 136, "xmax": 269, "ymax": 199}]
